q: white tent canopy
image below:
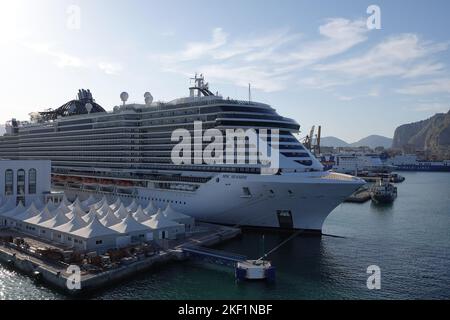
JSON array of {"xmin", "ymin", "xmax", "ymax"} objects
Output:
[
  {"xmin": 0, "ymin": 198, "xmax": 18, "ymax": 214},
  {"xmin": 163, "ymin": 204, "xmax": 191, "ymax": 220},
  {"xmin": 143, "ymin": 209, "xmax": 182, "ymax": 229},
  {"xmin": 45, "ymin": 200, "xmax": 58, "ymax": 212},
  {"xmin": 69, "ymin": 197, "xmax": 88, "ymax": 212},
  {"xmin": 81, "ymin": 195, "xmax": 97, "ymax": 207},
  {"xmin": 0, "ymin": 202, "xmax": 26, "ymax": 218},
  {"xmin": 71, "ymin": 216, "xmax": 119, "ymax": 239},
  {"xmin": 82, "ymin": 207, "xmax": 98, "ymax": 223},
  {"xmin": 15, "ymin": 203, "xmax": 40, "ymax": 221},
  {"xmin": 24, "ymin": 207, "xmax": 54, "ymax": 225},
  {"xmin": 97, "ymin": 201, "xmax": 112, "ymax": 218},
  {"xmin": 133, "ymin": 206, "xmax": 150, "ymax": 223},
  {"xmin": 54, "ymin": 201, "xmax": 71, "ymax": 215},
  {"xmin": 126, "ymin": 199, "xmax": 138, "ymax": 213},
  {"xmin": 109, "ymin": 198, "xmax": 122, "ymax": 211},
  {"xmin": 110, "ymin": 213, "xmax": 150, "ymax": 234},
  {"xmin": 39, "ymin": 209, "xmax": 70, "ymax": 229},
  {"xmin": 66, "ymin": 205, "xmax": 87, "ymax": 220},
  {"xmin": 61, "ymin": 194, "xmax": 72, "ymax": 206},
  {"xmin": 100, "ymin": 209, "xmax": 122, "ymax": 227},
  {"xmin": 54, "ymin": 213, "xmax": 87, "ymax": 233},
  {"xmin": 114, "ymin": 203, "xmax": 129, "ymax": 220},
  {"xmin": 33, "ymin": 197, "xmax": 46, "ymax": 210},
  {"xmin": 90, "ymin": 196, "xmax": 108, "ymax": 210},
  {"xmin": 143, "ymin": 201, "xmax": 158, "ymax": 215}
]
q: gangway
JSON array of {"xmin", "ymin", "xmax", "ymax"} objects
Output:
[
  {"xmin": 181, "ymin": 245, "xmax": 247, "ymax": 267},
  {"xmin": 180, "ymin": 245, "xmax": 275, "ymax": 281}
]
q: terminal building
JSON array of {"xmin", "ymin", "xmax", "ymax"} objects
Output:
[
  {"xmin": 0, "ymin": 160, "xmax": 52, "ymax": 207},
  {"xmin": 0, "ymin": 160, "xmax": 192, "ymax": 252}
]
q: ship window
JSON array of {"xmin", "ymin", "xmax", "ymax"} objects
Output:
[
  {"xmin": 5, "ymin": 169, "xmax": 13, "ymax": 196},
  {"xmin": 28, "ymin": 169, "xmax": 37, "ymax": 194},
  {"xmin": 17, "ymin": 169, "xmax": 25, "ymax": 196}
]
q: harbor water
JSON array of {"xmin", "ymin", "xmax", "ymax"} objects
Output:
[{"xmin": 1, "ymin": 172, "xmax": 449, "ymax": 300}]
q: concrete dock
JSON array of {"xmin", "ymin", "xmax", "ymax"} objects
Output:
[{"xmin": 0, "ymin": 224, "xmax": 241, "ymax": 296}]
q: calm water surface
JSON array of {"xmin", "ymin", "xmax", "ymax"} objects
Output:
[{"xmin": 1, "ymin": 172, "xmax": 449, "ymax": 300}]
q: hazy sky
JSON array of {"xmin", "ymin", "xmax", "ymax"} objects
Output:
[{"xmin": 1, "ymin": 0, "xmax": 450, "ymax": 141}]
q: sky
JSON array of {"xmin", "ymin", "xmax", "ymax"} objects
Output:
[{"xmin": 1, "ymin": 0, "xmax": 450, "ymax": 142}]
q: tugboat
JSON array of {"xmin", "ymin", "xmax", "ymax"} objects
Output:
[{"xmin": 371, "ymin": 180, "xmax": 398, "ymax": 204}]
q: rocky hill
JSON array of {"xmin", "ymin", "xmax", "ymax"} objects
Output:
[
  {"xmin": 392, "ymin": 110, "xmax": 450, "ymax": 159},
  {"xmin": 321, "ymin": 135, "xmax": 392, "ymax": 149},
  {"xmin": 350, "ymin": 135, "xmax": 393, "ymax": 149}
]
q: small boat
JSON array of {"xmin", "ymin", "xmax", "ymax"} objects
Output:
[
  {"xmin": 371, "ymin": 180, "xmax": 398, "ymax": 204},
  {"xmin": 235, "ymin": 260, "xmax": 275, "ymax": 282},
  {"xmin": 390, "ymin": 173, "xmax": 405, "ymax": 183}
]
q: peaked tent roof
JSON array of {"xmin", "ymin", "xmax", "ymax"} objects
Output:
[
  {"xmin": 0, "ymin": 202, "xmax": 26, "ymax": 218},
  {"xmin": 61, "ymin": 194, "xmax": 72, "ymax": 206},
  {"xmin": 143, "ymin": 201, "xmax": 158, "ymax": 215},
  {"xmin": 66, "ymin": 205, "xmax": 87, "ymax": 220},
  {"xmin": 33, "ymin": 197, "xmax": 46, "ymax": 210},
  {"xmin": 24, "ymin": 207, "xmax": 54, "ymax": 225},
  {"xmin": 82, "ymin": 207, "xmax": 99, "ymax": 222},
  {"xmin": 143, "ymin": 209, "xmax": 182, "ymax": 229},
  {"xmin": 126, "ymin": 200, "xmax": 138, "ymax": 213},
  {"xmin": 15, "ymin": 203, "xmax": 41, "ymax": 221},
  {"xmin": 109, "ymin": 198, "xmax": 122, "ymax": 211},
  {"xmin": 133, "ymin": 206, "xmax": 151, "ymax": 223},
  {"xmin": 81, "ymin": 195, "xmax": 97, "ymax": 207},
  {"xmin": 54, "ymin": 201, "xmax": 71, "ymax": 215},
  {"xmin": 97, "ymin": 201, "xmax": 111, "ymax": 217},
  {"xmin": 71, "ymin": 216, "xmax": 119, "ymax": 239},
  {"xmin": 114, "ymin": 203, "xmax": 129, "ymax": 220},
  {"xmin": 110, "ymin": 213, "xmax": 150, "ymax": 234},
  {"xmin": 0, "ymin": 197, "xmax": 18, "ymax": 214},
  {"xmin": 90, "ymin": 196, "xmax": 108, "ymax": 210},
  {"xmin": 39, "ymin": 210, "xmax": 70, "ymax": 229},
  {"xmin": 99, "ymin": 209, "xmax": 122, "ymax": 227},
  {"xmin": 54, "ymin": 213, "xmax": 88, "ymax": 233},
  {"xmin": 163, "ymin": 204, "xmax": 192, "ymax": 221},
  {"xmin": 45, "ymin": 200, "xmax": 58, "ymax": 212},
  {"xmin": 69, "ymin": 198, "xmax": 88, "ymax": 211}
]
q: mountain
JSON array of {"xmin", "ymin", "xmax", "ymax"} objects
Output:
[
  {"xmin": 350, "ymin": 135, "xmax": 393, "ymax": 149},
  {"xmin": 320, "ymin": 135, "xmax": 392, "ymax": 148},
  {"xmin": 393, "ymin": 110, "xmax": 450, "ymax": 159},
  {"xmin": 320, "ymin": 136, "xmax": 350, "ymax": 147},
  {"xmin": 0, "ymin": 125, "xmax": 4, "ymax": 135}
]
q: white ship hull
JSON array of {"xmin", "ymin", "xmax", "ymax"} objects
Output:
[{"xmin": 63, "ymin": 171, "xmax": 364, "ymax": 232}]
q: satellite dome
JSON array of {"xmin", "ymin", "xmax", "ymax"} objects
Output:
[
  {"xmin": 120, "ymin": 92, "xmax": 129, "ymax": 104},
  {"xmin": 144, "ymin": 92, "xmax": 153, "ymax": 105}
]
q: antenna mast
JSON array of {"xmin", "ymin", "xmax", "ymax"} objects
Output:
[{"xmin": 248, "ymin": 83, "xmax": 252, "ymax": 102}]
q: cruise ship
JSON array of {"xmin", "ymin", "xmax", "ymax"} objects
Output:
[{"xmin": 0, "ymin": 75, "xmax": 364, "ymax": 232}]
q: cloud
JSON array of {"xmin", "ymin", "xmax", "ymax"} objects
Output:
[
  {"xmin": 314, "ymin": 34, "xmax": 447, "ymax": 79},
  {"xmin": 23, "ymin": 42, "xmax": 123, "ymax": 75},
  {"xmin": 151, "ymin": 18, "xmax": 369, "ymax": 92},
  {"xmin": 413, "ymin": 102, "xmax": 450, "ymax": 112},
  {"xmin": 396, "ymin": 78, "xmax": 450, "ymax": 95},
  {"xmin": 98, "ymin": 62, "xmax": 123, "ymax": 75},
  {"xmin": 23, "ymin": 42, "xmax": 85, "ymax": 68},
  {"xmin": 289, "ymin": 18, "xmax": 368, "ymax": 65}
]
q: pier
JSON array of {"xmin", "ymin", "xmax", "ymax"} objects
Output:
[{"xmin": 0, "ymin": 224, "xmax": 242, "ymax": 296}]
